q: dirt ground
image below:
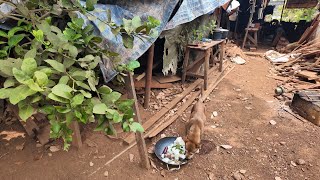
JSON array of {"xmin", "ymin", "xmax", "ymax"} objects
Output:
[{"xmin": 1, "ymin": 56, "xmax": 320, "ymax": 180}]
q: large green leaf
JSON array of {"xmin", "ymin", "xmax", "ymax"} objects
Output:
[
  {"xmin": 122, "ymin": 34, "xmax": 134, "ymax": 49},
  {"xmin": 0, "ymin": 88, "xmax": 11, "ymax": 99},
  {"xmin": 8, "ymin": 34, "xmax": 25, "ymax": 47},
  {"xmin": 98, "ymin": 85, "xmax": 112, "ymax": 94},
  {"xmin": 72, "ymin": 71, "xmax": 87, "ymax": 81},
  {"xmin": 86, "ymin": 0, "xmax": 97, "ymax": 11},
  {"xmin": 45, "ymin": 59, "xmax": 66, "ymax": 73},
  {"xmin": 51, "ymin": 84, "xmax": 73, "ymax": 99},
  {"xmin": 129, "ymin": 122, "xmax": 144, "ymax": 132},
  {"xmin": 88, "ymin": 76, "xmax": 97, "ymax": 91},
  {"xmin": 93, "ymin": 103, "xmax": 107, "ymax": 114},
  {"xmin": 48, "ymin": 93, "xmax": 69, "ymax": 103},
  {"xmin": 58, "ymin": 76, "xmax": 69, "ymax": 84},
  {"xmin": 3, "ymin": 78, "xmax": 16, "ymax": 88},
  {"xmin": 21, "ymin": 58, "xmax": 37, "ymax": 76},
  {"xmin": 24, "ymin": 48, "xmax": 37, "ymax": 59},
  {"xmin": 18, "ymin": 101, "xmax": 34, "ymax": 121},
  {"xmin": 0, "ymin": 58, "xmax": 23, "ymax": 77},
  {"xmin": 34, "ymin": 71, "xmax": 48, "ymax": 86},
  {"xmin": 25, "ymin": 79, "xmax": 44, "ymax": 92},
  {"xmin": 9, "ymin": 85, "xmax": 36, "ymax": 105},
  {"xmin": 12, "ymin": 68, "xmax": 30, "ymax": 84},
  {"xmin": 127, "ymin": 60, "xmax": 140, "ymax": 71},
  {"xmin": 55, "ymin": 106, "xmax": 71, "ymax": 114},
  {"xmin": 79, "ymin": 90, "xmax": 92, "ymax": 98},
  {"xmin": 102, "ymin": 91, "xmax": 122, "ymax": 104},
  {"xmin": 75, "ymin": 81, "xmax": 91, "ymax": 91},
  {"xmin": 8, "ymin": 27, "xmax": 24, "ymax": 38},
  {"xmin": 0, "ymin": 30, "xmax": 8, "ymax": 38},
  {"xmin": 132, "ymin": 16, "xmax": 142, "ymax": 29},
  {"xmin": 71, "ymin": 94, "xmax": 84, "ymax": 107}
]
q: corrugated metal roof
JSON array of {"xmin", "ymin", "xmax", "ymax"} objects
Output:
[{"xmin": 285, "ymin": 0, "xmax": 318, "ymax": 8}]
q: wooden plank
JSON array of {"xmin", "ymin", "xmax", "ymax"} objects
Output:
[
  {"xmin": 148, "ymin": 65, "xmax": 235, "ymax": 138},
  {"xmin": 148, "ymin": 91, "xmax": 201, "ymax": 137},
  {"xmin": 186, "ymin": 72, "xmax": 204, "ymax": 79},
  {"xmin": 123, "ymin": 64, "xmax": 223, "ymax": 145},
  {"xmin": 296, "ymin": 70, "xmax": 319, "ymax": 80},
  {"xmin": 186, "ymin": 54, "xmax": 205, "ymax": 71},
  {"xmin": 144, "ymin": 44, "xmax": 155, "ymax": 109},
  {"xmin": 187, "ymin": 40, "xmax": 224, "ymax": 50},
  {"xmin": 125, "ymin": 72, "xmax": 150, "ymax": 169},
  {"xmin": 182, "ymin": 47, "xmax": 190, "ymax": 83},
  {"xmin": 266, "ymin": 74, "xmax": 289, "ymax": 81},
  {"xmin": 134, "ymin": 78, "xmax": 172, "ymax": 89},
  {"xmin": 154, "ymin": 74, "xmax": 181, "ymax": 83}
]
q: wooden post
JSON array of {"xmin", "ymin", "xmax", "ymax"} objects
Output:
[
  {"xmin": 70, "ymin": 121, "xmax": 82, "ymax": 148},
  {"xmin": 182, "ymin": 47, "xmax": 190, "ymax": 83},
  {"xmin": 219, "ymin": 40, "xmax": 225, "ymax": 72},
  {"xmin": 125, "ymin": 72, "xmax": 150, "ymax": 169},
  {"xmin": 144, "ymin": 44, "xmax": 155, "ymax": 109},
  {"xmin": 204, "ymin": 49, "xmax": 210, "ymax": 90},
  {"xmin": 242, "ymin": 0, "xmax": 256, "ymax": 49}
]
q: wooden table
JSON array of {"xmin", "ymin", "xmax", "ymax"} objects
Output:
[{"xmin": 182, "ymin": 40, "xmax": 225, "ymax": 90}]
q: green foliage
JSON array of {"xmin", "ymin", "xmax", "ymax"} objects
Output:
[
  {"xmin": 271, "ymin": 5, "xmax": 318, "ymax": 22},
  {"xmin": 0, "ymin": 0, "xmax": 160, "ymax": 150}
]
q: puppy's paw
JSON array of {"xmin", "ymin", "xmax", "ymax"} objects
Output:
[{"xmin": 195, "ymin": 149, "xmax": 200, "ymax": 154}]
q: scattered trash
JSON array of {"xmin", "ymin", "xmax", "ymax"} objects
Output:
[
  {"xmin": 210, "ymin": 125, "xmax": 217, "ymax": 129},
  {"xmin": 265, "ymin": 50, "xmax": 289, "ymax": 63},
  {"xmin": 220, "ymin": 145, "xmax": 233, "ymax": 150},
  {"xmin": 269, "ymin": 120, "xmax": 277, "ymax": 125},
  {"xmin": 160, "ymin": 137, "xmax": 186, "ymax": 164},
  {"xmin": 49, "ymin": 145, "xmax": 60, "ymax": 152},
  {"xmin": 279, "ymin": 141, "xmax": 286, "ymax": 145},
  {"xmin": 231, "ymin": 56, "xmax": 246, "ymax": 65}
]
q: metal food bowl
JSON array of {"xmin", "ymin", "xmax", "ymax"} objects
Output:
[{"xmin": 154, "ymin": 137, "xmax": 187, "ymax": 166}]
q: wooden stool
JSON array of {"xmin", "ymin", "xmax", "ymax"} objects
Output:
[
  {"xmin": 182, "ymin": 40, "xmax": 225, "ymax": 90},
  {"xmin": 242, "ymin": 27, "xmax": 259, "ymax": 49}
]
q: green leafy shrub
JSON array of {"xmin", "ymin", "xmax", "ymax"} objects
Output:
[{"xmin": 0, "ymin": 0, "xmax": 160, "ymax": 150}]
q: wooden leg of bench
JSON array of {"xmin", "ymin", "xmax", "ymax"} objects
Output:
[{"xmin": 182, "ymin": 47, "xmax": 190, "ymax": 83}]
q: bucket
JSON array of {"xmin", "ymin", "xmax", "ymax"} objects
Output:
[
  {"xmin": 212, "ymin": 31, "xmax": 222, "ymax": 40},
  {"xmin": 220, "ymin": 29, "xmax": 229, "ymax": 39}
]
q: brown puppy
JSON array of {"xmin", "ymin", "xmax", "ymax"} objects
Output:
[{"xmin": 184, "ymin": 100, "xmax": 206, "ymax": 159}]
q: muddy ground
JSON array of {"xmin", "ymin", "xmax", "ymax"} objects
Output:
[{"xmin": 0, "ymin": 57, "xmax": 320, "ymax": 180}]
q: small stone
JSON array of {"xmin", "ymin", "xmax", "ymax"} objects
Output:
[
  {"xmin": 239, "ymin": 170, "xmax": 247, "ymax": 174},
  {"xmin": 212, "ymin": 111, "xmax": 218, "ymax": 117},
  {"xmin": 148, "ymin": 146, "xmax": 155, "ymax": 154},
  {"xmin": 89, "ymin": 161, "xmax": 94, "ymax": 167},
  {"xmin": 208, "ymin": 172, "xmax": 215, "ymax": 180},
  {"xmin": 211, "ymin": 125, "xmax": 217, "ymax": 129},
  {"xmin": 104, "ymin": 171, "xmax": 109, "ymax": 177},
  {"xmin": 235, "ymin": 88, "xmax": 242, "ymax": 92},
  {"xmin": 160, "ymin": 170, "xmax": 166, "ymax": 177},
  {"xmin": 269, "ymin": 120, "xmax": 277, "ymax": 125},
  {"xmin": 248, "ymin": 176, "xmax": 254, "ymax": 180},
  {"xmin": 232, "ymin": 171, "xmax": 242, "ymax": 180},
  {"xmin": 49, "ymin": 145, "xmax": 60, "ymax": 152},
  {"xmin": 160, "ymin": 134, "xmax": 166, "ymax": 138},
  {"xmin": 291, "ymin": 161, "xmax": 297, "ymax": 167},
  {"xmin": 256, "ymin": 137, "xmax": 262, "ymax": 141},
  {"xmin": 227, "ymin": 104, "xmax": 231, "ymax": 107},
  {"xmin": 297, "ymin": 159, "xmax": 306, "ymax": 165},
  {"xmin": 129, "ymin": 154, "xmax": 134, "ymax": 162},
  {"xmin": 220, "ymin": 145, "xmax": 233, "ymax": 150},
  {"xmin": 15, "ymin": 143, "xmax": 25, "ymax": 151},
  {"xmin": 36, "ymin": 143, "xmax": 42, "ymax": 148},
  {"xmin": 48, "ymin": 153, "xmax": 52, "ymax": 157},
  {"xmin": 275, "ymin": 177, "xmax": 282, "ymax": 180}
]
